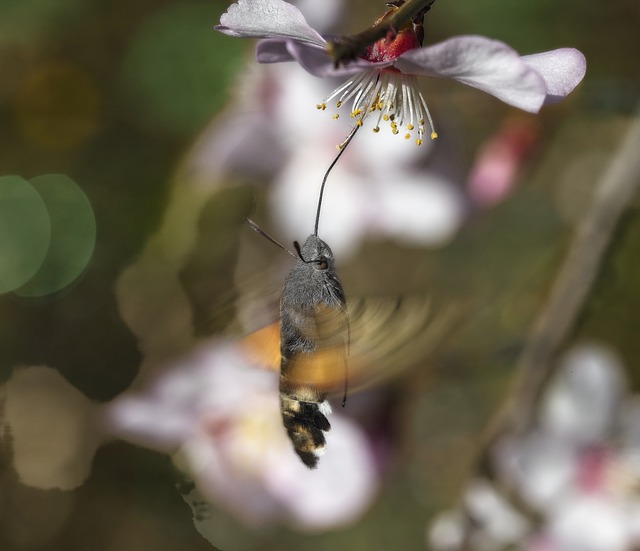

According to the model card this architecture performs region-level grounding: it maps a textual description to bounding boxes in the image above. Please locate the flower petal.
[394,35,550,113]
[257,38,391,77]
[256,38,297,63]
[522,48,586,104]
[287,40,392,77]
[216,0,326,47]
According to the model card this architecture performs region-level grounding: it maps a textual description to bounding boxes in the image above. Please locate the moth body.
[279,234,347,468]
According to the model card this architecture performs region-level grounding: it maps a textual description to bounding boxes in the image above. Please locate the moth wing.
[241,321,281,372]
[248,296,462,395]
[344,295,462,391]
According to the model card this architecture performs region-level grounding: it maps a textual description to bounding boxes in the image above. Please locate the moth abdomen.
[280,392,332,469]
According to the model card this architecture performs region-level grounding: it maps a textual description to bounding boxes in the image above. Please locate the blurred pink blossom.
[467,118,540,208]
[104,339,378,532]
[429,343,640,551]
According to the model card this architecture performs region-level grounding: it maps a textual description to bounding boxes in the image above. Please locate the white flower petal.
[256,38,296,63]
[542,343,625,442]
[522,48,587,104]
[271,415,378,530]
[394,35,549,113]
[217,0,326,47]
[375,173,464,246]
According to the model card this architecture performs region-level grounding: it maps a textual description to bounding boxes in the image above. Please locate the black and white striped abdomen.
[279,390,332,468]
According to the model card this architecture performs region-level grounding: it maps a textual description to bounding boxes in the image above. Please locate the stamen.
[416,88,438,140]
[324,74,364,104]
[319,70,439,145]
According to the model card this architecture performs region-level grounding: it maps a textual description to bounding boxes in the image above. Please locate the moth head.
[294,235,335,272]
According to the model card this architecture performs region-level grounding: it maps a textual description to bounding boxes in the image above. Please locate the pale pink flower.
[429,343,640,551]
[467,118,540,207]
[105,339,378,532]
[216,0,586,144]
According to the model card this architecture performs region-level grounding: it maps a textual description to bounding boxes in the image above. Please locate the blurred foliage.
[0,0,639,550]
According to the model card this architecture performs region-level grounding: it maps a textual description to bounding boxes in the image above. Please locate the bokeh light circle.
[0,175,51,293]
[15,174,96,297]
[14,62,101,150]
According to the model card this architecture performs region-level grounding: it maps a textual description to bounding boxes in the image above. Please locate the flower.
[104,339,379,533]
[187,61,466,256]
[216,0,586,144]
[428,343,640,551]
[467,117,540,208]
[266,67,464,256]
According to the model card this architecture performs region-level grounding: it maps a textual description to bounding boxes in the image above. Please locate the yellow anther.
[430,132,438,140]
[420,118,425,125]
[416,138,423,146]
[373,127,380,133]
[407,124,414,131]
[405,133,411,140]
[336,101,343,108]
[392,128,399,135]
[317,103,326,111]
[356,119,363,127]
[383,114,389,121]
[333,114,340,119]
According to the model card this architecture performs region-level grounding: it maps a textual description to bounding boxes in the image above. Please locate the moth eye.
[315,257,328,270]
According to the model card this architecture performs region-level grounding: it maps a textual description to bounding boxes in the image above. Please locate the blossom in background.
[188,60,465,257]
[428,343,640,551]
[104,339,378,533]
[467,117,541,208]
[216,0,586,144]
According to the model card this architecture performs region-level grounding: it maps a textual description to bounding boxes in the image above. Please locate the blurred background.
[1,0,640,549]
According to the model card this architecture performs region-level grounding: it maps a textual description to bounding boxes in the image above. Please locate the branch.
[491,110,640,442]
[455,108,640,549]
[326,0,438,66]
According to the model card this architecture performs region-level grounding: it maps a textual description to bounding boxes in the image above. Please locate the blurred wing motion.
[241,295,462,395]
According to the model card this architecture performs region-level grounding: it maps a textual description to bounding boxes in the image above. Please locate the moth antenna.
[246,218,298,260]
[314,124,361,237]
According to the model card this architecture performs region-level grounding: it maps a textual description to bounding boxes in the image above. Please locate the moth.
[243,127,459,468]
[245,129,355,468]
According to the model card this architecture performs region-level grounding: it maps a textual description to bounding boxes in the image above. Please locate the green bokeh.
[0,175,50,294]
[15,174,96,297]
[0,0,82,43]
[121,1,248,137]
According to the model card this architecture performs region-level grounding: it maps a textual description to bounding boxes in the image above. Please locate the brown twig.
[326,0,438,66]
[487,112,640,446]
[457,111,640,548]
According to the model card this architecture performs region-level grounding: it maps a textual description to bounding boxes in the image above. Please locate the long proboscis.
[313,124,361,237]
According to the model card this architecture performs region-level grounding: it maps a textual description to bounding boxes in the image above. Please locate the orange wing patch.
[241,322,281,372]
[285,346,349,394]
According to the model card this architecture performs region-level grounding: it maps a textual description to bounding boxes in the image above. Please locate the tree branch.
[326,0,438,66]
[451,109,640,550]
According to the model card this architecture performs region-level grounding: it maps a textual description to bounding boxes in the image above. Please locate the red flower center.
[363,27,421,63]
